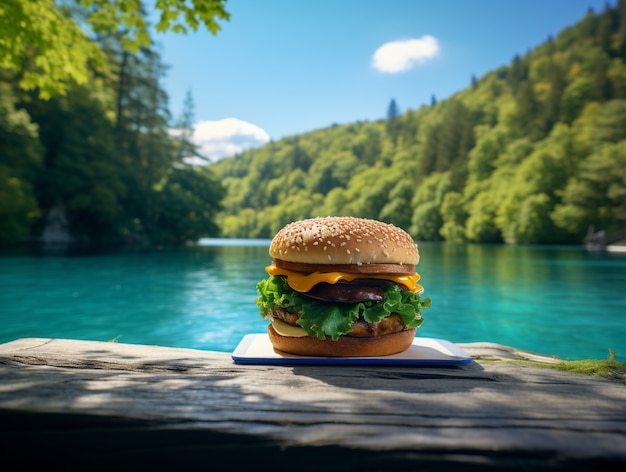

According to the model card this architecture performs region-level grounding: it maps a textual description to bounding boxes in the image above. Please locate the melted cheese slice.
[271,318,308,337]
[266,263,423,293]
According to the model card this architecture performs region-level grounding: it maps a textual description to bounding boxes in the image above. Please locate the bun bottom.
[267,324,417,357]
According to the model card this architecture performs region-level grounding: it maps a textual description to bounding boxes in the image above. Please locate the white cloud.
[372,36,440,73]
[183,118,271,164]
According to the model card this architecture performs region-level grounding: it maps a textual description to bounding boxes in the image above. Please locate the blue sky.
[155,0,614,162]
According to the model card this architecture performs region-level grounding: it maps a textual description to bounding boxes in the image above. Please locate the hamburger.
[256,216,431,357]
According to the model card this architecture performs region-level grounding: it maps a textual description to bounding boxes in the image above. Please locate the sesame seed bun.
[268,324,417,357]
[269,216,419,266]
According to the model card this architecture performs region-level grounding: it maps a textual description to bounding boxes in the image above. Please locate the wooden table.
[1,337,625,470]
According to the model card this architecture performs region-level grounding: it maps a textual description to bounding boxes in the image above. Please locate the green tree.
[433,99,475,188]
[507,54,528,91]
[107,41,179,241]
[26,87,128,243]
[420,124,440,175]
[0,0,104,99]
[411,201,442,241]
[552,141,626,237]
[286,136,312,172]
[513,80,542,139]
[467,125,505,182]
[617,0,626,59]
[561,76,594,124]
[351,126,382,166]
[386,98,401,145]
[439,191,467,242]
[308,151,361,195]
[0,0,230,246]
[464,188,502,243]
[0,0,230,98]
[409,172,451,241]
[436,99,474,173]
[153,166,224,244]
[379,180,415,231]
[0,84,43,245]
[540,59,566,133]
[591,99,626,142]
[321,187,349,217]
[342,166,399,220]
[172,89,205,164]
[496,125,577,243]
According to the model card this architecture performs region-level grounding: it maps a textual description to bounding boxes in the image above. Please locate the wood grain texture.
[1,338,624,470]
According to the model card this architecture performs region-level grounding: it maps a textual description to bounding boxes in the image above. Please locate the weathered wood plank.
[1,338,625,470]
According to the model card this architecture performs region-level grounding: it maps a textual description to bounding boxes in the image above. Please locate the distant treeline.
[0,2,226,247]
[212,1,626,245]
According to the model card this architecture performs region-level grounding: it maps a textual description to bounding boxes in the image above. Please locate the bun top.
[269,217,419,265]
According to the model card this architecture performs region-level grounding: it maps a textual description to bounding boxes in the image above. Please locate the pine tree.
[386,98,400,144]
[174,89,205,165]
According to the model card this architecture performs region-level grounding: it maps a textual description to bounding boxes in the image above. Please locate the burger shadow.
[282,345,488,394]
[289,363,486,394]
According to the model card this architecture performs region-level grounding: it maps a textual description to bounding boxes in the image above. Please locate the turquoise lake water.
[1,240,625,360]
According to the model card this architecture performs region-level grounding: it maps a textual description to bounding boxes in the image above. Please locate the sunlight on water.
[1,242,625,360]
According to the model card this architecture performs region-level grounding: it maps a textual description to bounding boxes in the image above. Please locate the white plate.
[232,334,472,365]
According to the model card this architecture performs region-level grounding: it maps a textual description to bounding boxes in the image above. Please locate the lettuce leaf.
[256,275,431,341]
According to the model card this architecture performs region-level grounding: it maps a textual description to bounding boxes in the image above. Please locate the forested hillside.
[212,2,626,245]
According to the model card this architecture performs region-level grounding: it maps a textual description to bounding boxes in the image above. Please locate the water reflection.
[417,243,625,359]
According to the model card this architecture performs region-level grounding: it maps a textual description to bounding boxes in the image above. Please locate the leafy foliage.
[256,275,429,341]
[0,1,226,246]
[0,0,104,99]
[0,0,229,98]
[0,82,42,245]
